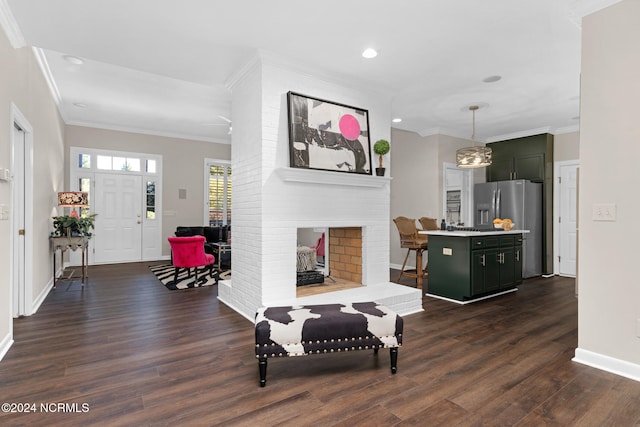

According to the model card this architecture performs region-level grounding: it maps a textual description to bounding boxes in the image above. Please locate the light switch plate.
[592,203,616,221]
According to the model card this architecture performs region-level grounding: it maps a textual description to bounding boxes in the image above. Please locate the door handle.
[516,250,520,261]
[481,254,486,267]
[491,190,497,220]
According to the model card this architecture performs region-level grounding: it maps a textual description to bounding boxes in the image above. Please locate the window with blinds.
[208,164,231,226]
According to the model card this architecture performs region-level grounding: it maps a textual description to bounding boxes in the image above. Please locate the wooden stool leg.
[390,347,398,374]
[416,249,423,289]
[398,249,411,281]
[258,358,267,387]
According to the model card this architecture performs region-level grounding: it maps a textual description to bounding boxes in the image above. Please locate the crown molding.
[32,47,64,112]
[66,120,231,145]
[224,52,261,91]
[403,123,578,143]
[417,127,444,138]
[0,0,25,48]
[553,124,580,135]
[485,127,553,143]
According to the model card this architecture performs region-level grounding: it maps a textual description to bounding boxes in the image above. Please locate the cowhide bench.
[254,302,403,387]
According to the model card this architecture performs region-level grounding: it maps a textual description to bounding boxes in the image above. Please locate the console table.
[51,235,88,288]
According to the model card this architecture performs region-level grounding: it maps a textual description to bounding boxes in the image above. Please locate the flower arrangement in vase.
[52,214,97,238]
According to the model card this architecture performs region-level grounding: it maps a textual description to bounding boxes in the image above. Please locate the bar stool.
[419,216,440,231]
[393,216,429,289]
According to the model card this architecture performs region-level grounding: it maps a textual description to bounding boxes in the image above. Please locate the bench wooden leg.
[390,348,398,374]
[258,358,267,387]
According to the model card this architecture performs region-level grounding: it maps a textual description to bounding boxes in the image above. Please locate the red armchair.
[168,236,217,285]
[312,232,325,261]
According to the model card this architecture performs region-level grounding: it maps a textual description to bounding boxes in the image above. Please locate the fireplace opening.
[296,227,363,297]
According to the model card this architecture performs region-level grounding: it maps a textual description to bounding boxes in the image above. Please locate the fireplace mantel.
[276,168,390,188]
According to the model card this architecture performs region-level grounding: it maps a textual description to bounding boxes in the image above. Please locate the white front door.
[559,163,579,277]
[94,173,143,263]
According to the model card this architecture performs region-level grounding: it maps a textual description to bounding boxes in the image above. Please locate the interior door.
[559,163,578,277]
[93,173,143,263]
[12,124,26,317]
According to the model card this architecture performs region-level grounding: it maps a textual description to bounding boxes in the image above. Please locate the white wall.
[554,131,580,161]
[222,54,392,319]
[575,0,640,380]
[0,30,65,359]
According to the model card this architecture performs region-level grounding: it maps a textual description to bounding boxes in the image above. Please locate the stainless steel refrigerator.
[474,180,542,278]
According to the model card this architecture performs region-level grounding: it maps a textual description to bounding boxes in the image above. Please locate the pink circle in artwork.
[339,114,361,141]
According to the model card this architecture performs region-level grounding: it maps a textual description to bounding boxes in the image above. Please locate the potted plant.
[52,213,98,238]
[373,139,390,176]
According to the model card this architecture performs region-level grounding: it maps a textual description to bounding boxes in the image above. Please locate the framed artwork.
[287,91,372,175]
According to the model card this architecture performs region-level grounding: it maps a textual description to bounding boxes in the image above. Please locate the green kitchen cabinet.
[486,134,551,183]
[515,241,523,284]
[485,133,553,275]
[427,232,524,302]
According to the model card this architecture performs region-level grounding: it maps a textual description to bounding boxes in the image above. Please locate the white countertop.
[419,229,529,237]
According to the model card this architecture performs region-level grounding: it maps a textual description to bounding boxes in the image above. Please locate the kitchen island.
[420,229,528,303]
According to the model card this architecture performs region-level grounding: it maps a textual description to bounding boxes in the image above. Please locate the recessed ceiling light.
[73,103,88,108]
[482,75,502,83]
[392,118,402,123]
[63,55,84,65]
[362,48,378,59]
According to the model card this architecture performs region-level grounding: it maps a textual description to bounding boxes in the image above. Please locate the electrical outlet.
[443,248,452,256]
[592,203,617,221]
[637,319,640,338]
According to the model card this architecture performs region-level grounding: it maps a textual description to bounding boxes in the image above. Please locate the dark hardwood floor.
[1,262,639,426]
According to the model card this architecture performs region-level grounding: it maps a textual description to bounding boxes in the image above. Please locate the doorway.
[93,173,143,263]
[69,147,163,265]
[443,163,473,226]
[10,104,34,317]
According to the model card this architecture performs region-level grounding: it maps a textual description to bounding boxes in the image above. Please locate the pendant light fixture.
[456,105,492,168]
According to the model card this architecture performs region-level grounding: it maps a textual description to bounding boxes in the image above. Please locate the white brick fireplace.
[217,53,423,320]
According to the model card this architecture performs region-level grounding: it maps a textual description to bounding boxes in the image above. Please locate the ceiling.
[2,0,617,144]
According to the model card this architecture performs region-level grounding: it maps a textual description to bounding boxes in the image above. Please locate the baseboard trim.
[573,347,640,383]
[217,297,254,323]
[0,331,14,361]
[425,288,517,305]
[30,280,54,316]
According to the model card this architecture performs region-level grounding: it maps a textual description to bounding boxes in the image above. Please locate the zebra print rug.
[149,264,231,290]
